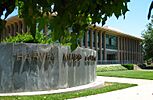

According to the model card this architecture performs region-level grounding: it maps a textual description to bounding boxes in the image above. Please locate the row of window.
[83,30,118,50]
[82,29,141,53]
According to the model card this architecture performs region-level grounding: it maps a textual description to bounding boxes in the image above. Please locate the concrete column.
[4,28,6,38]
[19,21,23,34]
[131,40,133,63]
[103,32,107,60]
[134,40,136,63]
[128,39,130,63]
[136,41,138,63]
[140,44,142,63]
[13,24,16,36]
[0,31,2,41]
[117,36,120,62]
[14,22,18,36]
[120,37,122,63]
[90,30,93,49]
[124,38,127,62]
[8,25,11,36]
[120,37,123,63]
[9,25,11,36]
[95,30,98,51]
[129,39,131,63]
[10,24,14,36]
[18,21,21,34]
[80,37,83,47]
[137,41,140,63]
[132,40,134,63]
[123,37,125,63]
[99,31,102,61]
[127,38,129,62]
[5,26,8,38]
[121,37,123,63]
[138,41,141,63]
[2,29,5,40]
[124,38,126,62]
[131,39,133,63]
[11,24,14,36]
[139,44,141,63]
[133,40,135,63]
[3,28,6,38]
[22,20,27,33]
[85,31,88,48]
[43,25,48,35]
[126,38,128,61]
[128,38,131,61]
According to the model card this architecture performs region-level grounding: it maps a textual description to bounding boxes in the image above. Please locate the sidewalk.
[71,76,153,100]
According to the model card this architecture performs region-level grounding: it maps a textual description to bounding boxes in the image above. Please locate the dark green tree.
[0,0,130,50]
[142,16,153,60]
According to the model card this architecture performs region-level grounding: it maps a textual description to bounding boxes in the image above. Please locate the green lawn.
[97,70,153,80]
[0,82,136,100]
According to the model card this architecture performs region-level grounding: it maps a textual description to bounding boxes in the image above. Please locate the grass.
[0,82,136,100]
[97,70,153,80]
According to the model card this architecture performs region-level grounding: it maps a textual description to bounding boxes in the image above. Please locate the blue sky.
[104,0,152,38]
[5,0,153,38]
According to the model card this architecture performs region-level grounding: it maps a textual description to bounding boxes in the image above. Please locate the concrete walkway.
[71,76,153,100]
[1,76,153,100]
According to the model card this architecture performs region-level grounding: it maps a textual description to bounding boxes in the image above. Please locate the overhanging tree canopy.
[0,0,130,50]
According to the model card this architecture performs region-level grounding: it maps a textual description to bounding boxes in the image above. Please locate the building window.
[106,34,117,49]
[106,34,109,45]
[98,50,101,60]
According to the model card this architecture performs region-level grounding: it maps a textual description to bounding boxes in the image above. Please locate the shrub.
[138,63,147,69]
[121,64,134,70]
[2,33,34,43]
[147,58,152,65]
[2,31,53,44]
[96,66,128,72]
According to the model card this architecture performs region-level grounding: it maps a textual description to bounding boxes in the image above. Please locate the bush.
[96,66,128,72]
[2,33,33,43]
[121,64,134,70]
[138,64,147,69]
[2,32,53,44]
[147,58,152,65]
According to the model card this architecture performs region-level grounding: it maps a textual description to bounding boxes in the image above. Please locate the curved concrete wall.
[0,43,96,93]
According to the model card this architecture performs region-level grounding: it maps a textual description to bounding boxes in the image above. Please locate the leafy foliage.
[122,64,134,70]
[142,17,153,60]
[148,1,153,20]
[2,33,33,43]
[0,0,130,50]
[2,31,53,44]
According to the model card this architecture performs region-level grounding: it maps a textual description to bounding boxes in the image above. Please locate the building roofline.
[5,16,143,41]
[91,25,142,41]
[5,15,23,25]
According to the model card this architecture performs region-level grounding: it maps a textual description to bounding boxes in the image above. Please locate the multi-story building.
[1,16,143,64]
[80,26,143,64]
